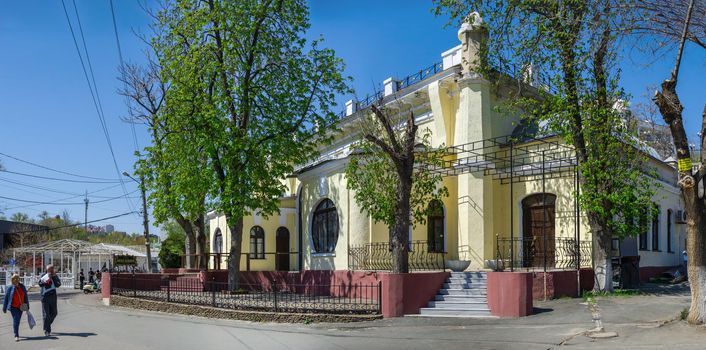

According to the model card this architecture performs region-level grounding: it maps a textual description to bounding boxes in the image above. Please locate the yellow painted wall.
[208,198,297,271]
[206,57,685,273]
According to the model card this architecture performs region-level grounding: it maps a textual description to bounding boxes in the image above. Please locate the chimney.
[457,11,488,78]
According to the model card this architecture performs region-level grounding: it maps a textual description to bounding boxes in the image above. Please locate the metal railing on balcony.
[335,60,445,118]
[348,240,446,271]
[494,235,591,271]
[397,61,444,90]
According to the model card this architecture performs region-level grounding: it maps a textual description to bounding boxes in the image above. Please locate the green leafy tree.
[346,104,448,273]
[151,0,349,289]
[433,1,656,291]
[10,212,31,223]
[119,60,209,270]
[159,221,186,269]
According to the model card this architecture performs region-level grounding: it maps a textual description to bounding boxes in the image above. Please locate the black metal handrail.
[111,274,381,315]
[348,240,446,271]
[356,90,384,110]
[337,61,445,117]
[495,235,591,271]
[397,62,444,90]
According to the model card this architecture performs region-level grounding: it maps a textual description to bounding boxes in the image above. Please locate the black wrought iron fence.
[494,235,591,271]
[110,274,381,315]
[398,62,444,90]
[348,240,446,271]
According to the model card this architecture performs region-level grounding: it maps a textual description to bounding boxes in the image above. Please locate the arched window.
[427,200,445,252]
[249,226,265,259]
[213,228,223,254]
[312,199,339,253]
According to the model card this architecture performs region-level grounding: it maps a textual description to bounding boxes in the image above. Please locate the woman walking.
[2,274,30,342]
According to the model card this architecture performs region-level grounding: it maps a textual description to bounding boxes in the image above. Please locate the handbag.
[20,303,28,311]
[26,311,36,329]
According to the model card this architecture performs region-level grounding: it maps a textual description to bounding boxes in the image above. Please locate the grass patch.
[680,308,689,321]
[648,276,672,284]
[582,289,643,301]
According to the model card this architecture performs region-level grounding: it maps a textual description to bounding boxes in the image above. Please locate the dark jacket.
[38,273,61,297]
[3,283,29,313]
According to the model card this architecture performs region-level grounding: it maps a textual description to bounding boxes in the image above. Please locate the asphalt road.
[0,287,703,350]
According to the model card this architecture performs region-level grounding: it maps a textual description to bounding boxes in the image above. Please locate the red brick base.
[531,269,594,300]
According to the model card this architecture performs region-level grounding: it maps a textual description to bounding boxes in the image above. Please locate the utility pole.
[123,171,153,272]
[84,190,89,232]
[139,174,153,273]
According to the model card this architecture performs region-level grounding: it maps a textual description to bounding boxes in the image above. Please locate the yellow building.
[207,14,686,280]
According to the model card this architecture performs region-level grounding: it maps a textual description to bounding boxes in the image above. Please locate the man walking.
[38,264,61,336]
[79,269,85,289]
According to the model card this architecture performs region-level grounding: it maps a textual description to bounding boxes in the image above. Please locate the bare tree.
[652,0,706,324]
[118,60,209,270]
[622,0,706,53]
[346,101,448,273]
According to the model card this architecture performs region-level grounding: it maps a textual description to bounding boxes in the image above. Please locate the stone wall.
[110,295,381,323]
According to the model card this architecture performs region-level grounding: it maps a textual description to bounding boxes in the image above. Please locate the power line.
[60,0,138,215]
[0,178,125,197]
[0,190,140,206]
[0,211,138,234]
[0,170,121,184]
[0,151,120,181]
[0,181,130,211]
[109,0,139,153]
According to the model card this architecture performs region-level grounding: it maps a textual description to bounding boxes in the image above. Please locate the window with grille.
[312,199,339,253]
[249,226,265,259]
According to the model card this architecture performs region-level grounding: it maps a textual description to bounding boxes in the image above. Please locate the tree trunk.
[227,215,244,291]
[655,76,706,323]
[588,213,613,292]
[176,218,197,269]
[195,215,208,270]
[391,168,412,274]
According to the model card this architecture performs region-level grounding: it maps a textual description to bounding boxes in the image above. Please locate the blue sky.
[0,1,704,237]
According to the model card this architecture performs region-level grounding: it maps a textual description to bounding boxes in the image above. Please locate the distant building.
[105,224,115,233]
[85,225,105,234]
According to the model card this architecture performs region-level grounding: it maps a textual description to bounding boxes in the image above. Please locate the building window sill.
[248,256,266,260]
[639,248,649,251]
[668,250,674,254]
[311,252,336,258]
[652,250,661,252]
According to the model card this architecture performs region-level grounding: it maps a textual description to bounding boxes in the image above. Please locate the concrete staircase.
[418,271,493,317]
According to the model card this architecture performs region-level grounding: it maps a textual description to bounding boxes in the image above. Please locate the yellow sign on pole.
[678,158,693,172]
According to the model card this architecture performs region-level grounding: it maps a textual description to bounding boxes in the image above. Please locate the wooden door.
[276,227,290,271]
[522,194,556,268]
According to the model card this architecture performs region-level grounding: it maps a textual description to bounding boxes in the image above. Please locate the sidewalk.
[67,282,704,349]
[311,282,701,349]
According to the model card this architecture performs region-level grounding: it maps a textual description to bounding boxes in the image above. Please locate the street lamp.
[123,171,154,273]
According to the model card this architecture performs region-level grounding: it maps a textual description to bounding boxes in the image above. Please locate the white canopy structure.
[9,239,148,286]
[10,239,91,275]
[77,243,146,257]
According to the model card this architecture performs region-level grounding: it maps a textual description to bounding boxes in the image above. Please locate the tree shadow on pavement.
[53,332,97,337]
[532,307,553,315]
